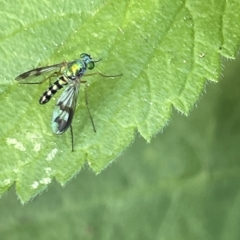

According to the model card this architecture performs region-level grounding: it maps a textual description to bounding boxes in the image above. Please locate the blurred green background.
[1,54,240,240]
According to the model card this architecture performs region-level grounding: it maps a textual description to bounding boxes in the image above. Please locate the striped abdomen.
[39,76,68,104]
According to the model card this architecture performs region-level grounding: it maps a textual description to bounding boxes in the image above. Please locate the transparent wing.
[52,81,80,134]
[15,61,68,83]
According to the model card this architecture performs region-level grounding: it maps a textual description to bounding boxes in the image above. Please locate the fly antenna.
[93,58,102,63]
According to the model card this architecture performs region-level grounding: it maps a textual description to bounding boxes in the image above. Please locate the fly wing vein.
[52,82,80,134]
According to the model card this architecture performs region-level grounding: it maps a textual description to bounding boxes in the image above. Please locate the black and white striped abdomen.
[39,76,68,104]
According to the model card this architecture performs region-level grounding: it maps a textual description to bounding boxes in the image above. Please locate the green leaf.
[1,56,240,239]
[0,0,240,202]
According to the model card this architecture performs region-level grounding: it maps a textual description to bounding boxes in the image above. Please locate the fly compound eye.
[80,53,87,58]
[80,53,91,59]
[87,61,95,70]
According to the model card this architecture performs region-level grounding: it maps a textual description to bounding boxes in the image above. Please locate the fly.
[15,53,122,151]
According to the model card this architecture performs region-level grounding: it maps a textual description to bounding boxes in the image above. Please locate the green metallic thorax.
[65,60,86,79]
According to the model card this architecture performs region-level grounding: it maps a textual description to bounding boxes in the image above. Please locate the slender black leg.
[83,72,123,78]
[85,85,96,133]
[70,125,74,152]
